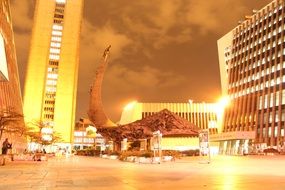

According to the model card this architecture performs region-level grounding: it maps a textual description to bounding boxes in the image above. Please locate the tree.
[25,120,63,146]
[0,108,25,141]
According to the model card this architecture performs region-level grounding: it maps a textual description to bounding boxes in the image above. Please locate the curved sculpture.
[88,46,117,127]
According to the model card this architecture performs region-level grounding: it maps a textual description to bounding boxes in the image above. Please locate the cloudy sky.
[10,0,272,122]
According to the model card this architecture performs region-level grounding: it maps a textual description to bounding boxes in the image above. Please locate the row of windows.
[229,64,285,90]
[234,21,285,46]
[51,42,61,48]
[230,41,285,71]
[50,47,60,54]
[232,36,285,63]
[46,87,57,93]
[44,100,55,105]
[45,93,56,99]
[259,90,285,109]
[230,79,285,99]
[44,114,54,120]
[74,137,95,143]
[56,0,66,4]
[52,30,62,36]
[55,2,65,8]
[52,24,63,31]
[258,127,284,138]
[55,8,64,14]
[53,19,63,24]
[238,56,284,74]
[44,107,54,112]
[47,73,58,79]
[47,67,58,73]
[54,14,64,19]
[234,4,284,38]
[49,54,60,60]
[49,60,59,66]
[46,79,57,86]
[51,36,62,42]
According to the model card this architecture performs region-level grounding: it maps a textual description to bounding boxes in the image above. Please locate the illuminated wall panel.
[0,33,9,81]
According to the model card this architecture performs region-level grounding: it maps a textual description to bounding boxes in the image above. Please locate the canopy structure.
[97,109,199,142]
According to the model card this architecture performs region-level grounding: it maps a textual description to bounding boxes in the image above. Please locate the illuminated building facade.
[120,101,221,134]
[119,101,221,152]
[23,0,83,147]
[0,0,25,152]
[217,0,285,154]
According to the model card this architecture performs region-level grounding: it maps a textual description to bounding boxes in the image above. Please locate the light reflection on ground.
[1,155,285,189]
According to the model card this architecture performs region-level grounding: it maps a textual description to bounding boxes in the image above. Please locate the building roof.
[97,109,199,142]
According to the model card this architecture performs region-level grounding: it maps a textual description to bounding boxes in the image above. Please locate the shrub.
[119,150,153,161]
[162,150,182,159]
[75,149,101,156]
[110,151,120,156]
[263,148,279,154]
[181,149,200,156]
[140,151,153,158]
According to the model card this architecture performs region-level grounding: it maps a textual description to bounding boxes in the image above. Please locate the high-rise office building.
[0,0,25,152]
[23,0,84,147]
[217,0,285,154]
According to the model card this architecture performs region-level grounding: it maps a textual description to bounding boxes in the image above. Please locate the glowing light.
[86,125,97,137]
[218,96,230,108]
[41,127,53,134]
[0,33,9,81]
[208,120,217,129]
[41,127,53,141]
[215,96,230,115]
[123,101,137,111]
[42,134,53,141]
[56,0,66,3]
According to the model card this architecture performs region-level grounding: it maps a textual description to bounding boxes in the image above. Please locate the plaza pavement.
[0,155,285,190]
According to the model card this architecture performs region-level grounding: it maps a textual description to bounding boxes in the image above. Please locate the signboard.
[0,33,9,81]
[121,138,128,151]
[152,130,162,150]
[209,131,255,141]
[199,130,209,156]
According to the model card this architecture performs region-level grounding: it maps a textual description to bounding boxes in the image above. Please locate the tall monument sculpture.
[88,46,117,127]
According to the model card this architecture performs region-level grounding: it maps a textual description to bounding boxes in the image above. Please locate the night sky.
[10,0,272,122]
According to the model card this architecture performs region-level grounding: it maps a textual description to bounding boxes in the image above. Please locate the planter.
[162,156,174,162]
[126,156,136,162]
[109,155,118,160]
[138,157,152,164]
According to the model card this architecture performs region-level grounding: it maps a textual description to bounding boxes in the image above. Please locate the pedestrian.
[2,138,11,155]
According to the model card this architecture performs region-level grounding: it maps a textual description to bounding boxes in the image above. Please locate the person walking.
[2,138,10,155]
[1,138,11,166]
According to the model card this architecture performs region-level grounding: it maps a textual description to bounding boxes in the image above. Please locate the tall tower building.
[23,0,84,146]
[217,0,285,154]
[0,0,26,152]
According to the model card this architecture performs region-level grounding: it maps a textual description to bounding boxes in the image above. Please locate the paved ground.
[0,155,285,190]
